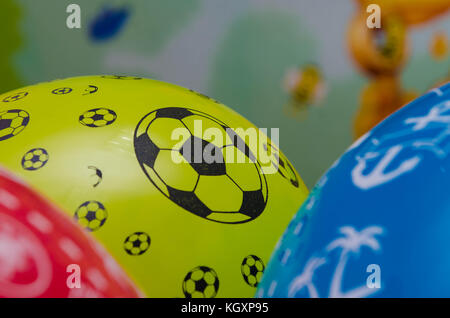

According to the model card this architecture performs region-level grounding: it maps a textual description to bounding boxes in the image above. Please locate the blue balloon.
[258,83,450,298]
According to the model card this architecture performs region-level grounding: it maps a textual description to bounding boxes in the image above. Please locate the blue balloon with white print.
[257,82,450,298]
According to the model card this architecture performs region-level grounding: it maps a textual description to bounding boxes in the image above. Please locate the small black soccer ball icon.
[101,75,143,80]
[21,148,49,171]
[79,108,117,128]
[241,255,265,288]
[187,89,220,104]
[51,87,72,95]
[0,109,30,141]
[182,266,219,298]
[74,201,108,232]
[2,91,28,102]
[264,141,299,188]
[123,232,151,256]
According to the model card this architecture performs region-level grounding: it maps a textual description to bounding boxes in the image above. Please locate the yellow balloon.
[0,75,308,297]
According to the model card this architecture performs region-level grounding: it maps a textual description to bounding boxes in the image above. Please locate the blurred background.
[1,0,449,187]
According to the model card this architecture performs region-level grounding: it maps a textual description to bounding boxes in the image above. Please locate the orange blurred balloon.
[353,76,417,138]
[349,0,448,139]
[348,13,408,76]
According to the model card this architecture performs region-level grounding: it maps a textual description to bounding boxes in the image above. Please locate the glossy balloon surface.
[0,167,140,298]
[0,76,308,297]
[258,83,450,298]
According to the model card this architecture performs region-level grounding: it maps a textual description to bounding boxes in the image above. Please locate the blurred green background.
[1,0,449,187]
